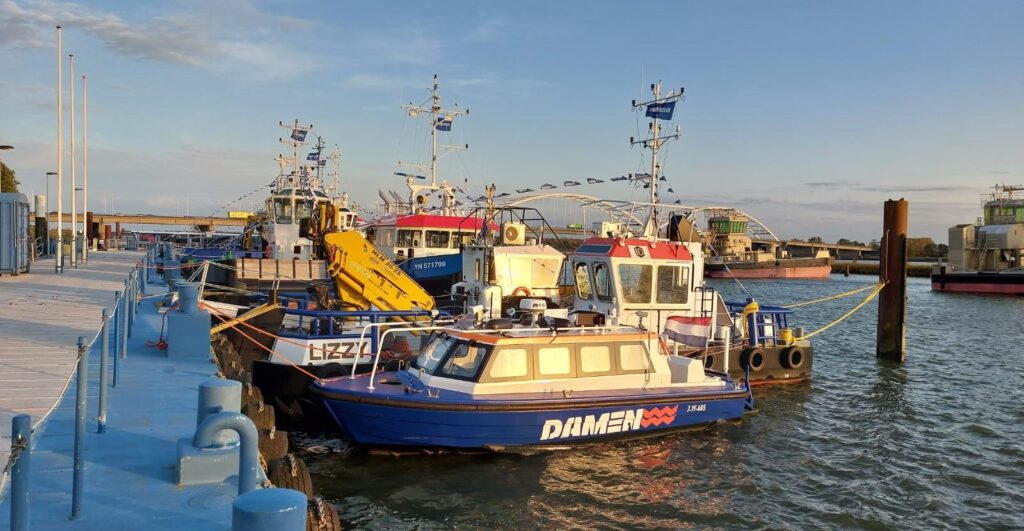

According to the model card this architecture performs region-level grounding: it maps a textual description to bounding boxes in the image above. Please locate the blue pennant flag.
[516,188,533,193]
[587,177,604,184]
[540,183,556,190]
[291,128,308,141]
[496,192,510,198]
[645,101,676,120]
[307,152,318,161]
[435,116,453,131]
[611,176,628,182]
[563,180,580,187]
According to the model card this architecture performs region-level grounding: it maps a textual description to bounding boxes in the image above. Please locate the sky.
[0,0,1021,242]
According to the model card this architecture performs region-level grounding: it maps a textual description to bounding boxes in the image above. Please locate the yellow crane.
[322,231,435,314]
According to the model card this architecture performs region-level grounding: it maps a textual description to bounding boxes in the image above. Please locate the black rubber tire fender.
[242,402,276,431]
[780,346,805,369]
[258,427,289,460]
[242,383,264,408]
[268,454,314,500]
[307,497,342,531]
[740,347,766,372]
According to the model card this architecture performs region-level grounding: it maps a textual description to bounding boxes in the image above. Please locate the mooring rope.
[794,281,887,340]
[784,282,884,309]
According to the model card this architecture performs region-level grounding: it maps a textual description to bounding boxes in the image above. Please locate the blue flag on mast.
[291,128,309,141]
[645,101,676,120]
[306,152,318,161]
[435,116,452,131]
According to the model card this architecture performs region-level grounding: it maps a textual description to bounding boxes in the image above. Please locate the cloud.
[856,185,973,193]
[0,0,318,79]
[466,17,507,42]
[803,180,860,188]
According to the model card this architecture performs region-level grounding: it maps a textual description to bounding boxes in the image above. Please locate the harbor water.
[296,275,1024,529]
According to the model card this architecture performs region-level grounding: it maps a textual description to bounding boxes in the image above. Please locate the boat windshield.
[414,333,456,373]
[273,198,293,224]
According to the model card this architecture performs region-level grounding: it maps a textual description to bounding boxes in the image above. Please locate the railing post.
[113,291,121,387]
[127,273,136,337]
[70,336,88,520]
[10,413,31,531]
[98,308,110,433]
[120,282,129,360]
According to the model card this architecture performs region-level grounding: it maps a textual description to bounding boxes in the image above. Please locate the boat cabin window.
[273,198,293,224]
[579,345,613,375]
[415,333,456,373]
[656,265,690,304]
[487,347,531,381]
[537,346,575,379]
[593,262,613,302]
[574,262,593,300]
[617,264,653,304]
[397,229,421,248]
[453,232,475,248]
[296,200,314,221]
[426,230,450,249]
[618,343,651,373]
[438,342,489,380]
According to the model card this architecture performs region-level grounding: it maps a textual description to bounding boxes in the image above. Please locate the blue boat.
[311,323,753,449]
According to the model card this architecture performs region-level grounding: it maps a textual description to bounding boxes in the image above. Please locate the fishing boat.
[932,184,1024,295]
[310,322,753,449]
[365,75,492,294]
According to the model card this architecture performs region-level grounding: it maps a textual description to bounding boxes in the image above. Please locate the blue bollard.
[10,414,31,531]
[192,412,260,495]
[196,379,242,447]
[232,488,307,531]
[98,308,110,433]
[70,336,88,520]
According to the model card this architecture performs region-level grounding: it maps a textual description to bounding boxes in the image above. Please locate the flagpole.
[82,74,88,262]
[69,53,77,268]
[55,25,63,273]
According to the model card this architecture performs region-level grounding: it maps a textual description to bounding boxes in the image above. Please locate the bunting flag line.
[563,180,581,187]
[587,177,604,184]
[540,183,556,190]
[516,188,534,193]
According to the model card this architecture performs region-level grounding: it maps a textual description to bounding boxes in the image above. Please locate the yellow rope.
[784,282,882,308]
[795,282,887,340]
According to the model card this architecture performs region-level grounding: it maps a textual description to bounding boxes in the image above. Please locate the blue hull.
[313,375,750,449]
[399,254,462,282]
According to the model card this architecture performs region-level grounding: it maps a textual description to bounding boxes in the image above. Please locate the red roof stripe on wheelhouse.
[386,214,498,231]
[574,237,693,260]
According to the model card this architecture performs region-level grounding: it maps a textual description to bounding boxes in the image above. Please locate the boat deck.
[0,254,244,529]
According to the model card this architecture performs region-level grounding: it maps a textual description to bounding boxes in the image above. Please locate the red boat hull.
[706,265,832,280]
[930,272,1024,295]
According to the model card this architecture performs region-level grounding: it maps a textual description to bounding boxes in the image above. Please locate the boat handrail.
[367,325,459,389]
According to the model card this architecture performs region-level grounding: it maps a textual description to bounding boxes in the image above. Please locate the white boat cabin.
[366,214,495,262]
[265,185,356,260]
[569,236,732,337]
[405,326,729,396]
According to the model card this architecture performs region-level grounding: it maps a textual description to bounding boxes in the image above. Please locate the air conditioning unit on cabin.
[501,222,526,245]
[594,221,621,237]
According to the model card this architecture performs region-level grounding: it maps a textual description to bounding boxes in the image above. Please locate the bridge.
[32,212,248,229]
[753,239,879,260]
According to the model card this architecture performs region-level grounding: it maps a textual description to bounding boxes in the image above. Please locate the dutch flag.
[663,316,711,347]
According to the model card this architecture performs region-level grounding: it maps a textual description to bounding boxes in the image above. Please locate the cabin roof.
[374,214,498,230]
[446,327,654,345]
[571,237,693,261]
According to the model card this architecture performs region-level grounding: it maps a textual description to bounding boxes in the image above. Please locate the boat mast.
[631,81,684,239]
[398,75,469,216]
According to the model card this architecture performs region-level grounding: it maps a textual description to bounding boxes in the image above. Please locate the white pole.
[69,53,77,268]
[55,26,63,273]
[82,74,88,261]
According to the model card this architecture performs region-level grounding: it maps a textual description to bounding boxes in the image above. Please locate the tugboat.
[568,81,814,385]
[310,321,753,449]
[932,184,1024,295]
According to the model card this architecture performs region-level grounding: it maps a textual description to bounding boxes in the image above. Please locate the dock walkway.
[0,255,243,529]
[0,253,140,467]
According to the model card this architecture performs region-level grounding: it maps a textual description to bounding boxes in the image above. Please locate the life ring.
[780,347,804,369]
[511,286,531,298]
[740,347,766,372]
